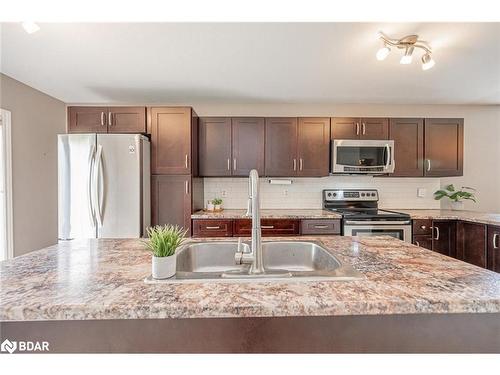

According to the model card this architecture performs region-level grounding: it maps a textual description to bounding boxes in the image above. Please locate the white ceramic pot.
[152,254,176,279]
[206,201,215,211]
[450,201,464,211]
[215,204,222,211]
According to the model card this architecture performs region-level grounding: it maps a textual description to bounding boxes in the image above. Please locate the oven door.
[343,222,411,242]
[332,139,394,174]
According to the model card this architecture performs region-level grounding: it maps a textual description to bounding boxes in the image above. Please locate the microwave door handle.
[384,144,391,169]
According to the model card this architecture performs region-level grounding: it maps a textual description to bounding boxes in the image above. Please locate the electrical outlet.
[417,188,426,198]
[221,190,227,197]
[283,189,289,196]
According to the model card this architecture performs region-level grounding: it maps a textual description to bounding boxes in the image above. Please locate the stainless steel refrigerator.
[58,134,150,240]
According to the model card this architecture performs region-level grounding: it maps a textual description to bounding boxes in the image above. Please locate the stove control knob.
[332,192,337,197]
[372,193,376,197]
[361,193,365,197]
[327,193,332,197]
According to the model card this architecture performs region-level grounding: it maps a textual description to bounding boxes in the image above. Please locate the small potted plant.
[434,184,477,210]
[144,225,187,279]
[212,197,223,211]
[206,199,215,211]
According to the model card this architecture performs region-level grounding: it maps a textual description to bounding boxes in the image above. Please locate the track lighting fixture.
[376,32,435,70]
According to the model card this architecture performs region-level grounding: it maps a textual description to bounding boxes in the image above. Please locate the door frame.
[0,109,14,260]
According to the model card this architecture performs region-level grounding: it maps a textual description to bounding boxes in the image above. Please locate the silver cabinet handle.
[233,158,237,171]
[299,158,303,171]
[313,225,329,229]
[493,233,499,249]
[227,158,230,171]
[100,112,105,126]
[293,159,297,171]
[205,226,220,230]
[415,241,420,247]
[185,154,189,169]
[262,225,275,229]
[108,112,112,127]
[356,122,360,135]
[362,122,366,135]
[433,226,440,241]
[185,180,189,195]
[427,159,431,171]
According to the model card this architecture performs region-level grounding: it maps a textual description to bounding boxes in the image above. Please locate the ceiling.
[1,22,499,105]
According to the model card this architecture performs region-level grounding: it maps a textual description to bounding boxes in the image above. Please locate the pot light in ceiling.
[22,22,40,34]
[376,32,435,70]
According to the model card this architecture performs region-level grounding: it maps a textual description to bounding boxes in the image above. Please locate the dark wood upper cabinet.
[389,118,424,177]
[361,118,389,140]
[331,117,359,140]
[457,221,487,268]
[150,107,193,175]
[151,175,192,235]
[331,117,388,140]
[424,118,464,177]
[297,117,330,177]
[432,220,456,258]
[487,225,500,273]
[108,107,146,133]
[265,118,298,177]
[68,106,108,133]
[199,117,232,176]
[232,117,265,176]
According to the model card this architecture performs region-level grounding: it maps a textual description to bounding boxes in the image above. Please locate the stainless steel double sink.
[148,241,363,283]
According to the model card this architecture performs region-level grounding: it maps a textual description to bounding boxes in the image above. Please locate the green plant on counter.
[143,225,187,257]
[212,197,223,205]
[434,184,477,203]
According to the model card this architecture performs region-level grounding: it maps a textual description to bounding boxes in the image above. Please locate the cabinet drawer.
[301,219,341,235]
[192,219,233,238]
[413,235,433,250]
[233,219,300,237]
[413,219,432,235]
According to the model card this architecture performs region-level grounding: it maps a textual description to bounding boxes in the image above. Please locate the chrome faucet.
[235,169,265,274]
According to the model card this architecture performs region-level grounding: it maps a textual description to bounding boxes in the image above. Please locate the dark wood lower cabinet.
[233,219,300,237]
[413,235,433,250]
[300,219,341,235]
[457,222,487,268]
[192,219,233,237]
[487,225,500,272]
[432,221,457,258]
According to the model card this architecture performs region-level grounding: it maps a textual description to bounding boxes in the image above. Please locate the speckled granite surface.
[191,209,342,219]
[1,236,499,321]
[399,209,500,226]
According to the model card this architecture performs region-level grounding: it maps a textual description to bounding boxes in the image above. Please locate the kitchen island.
[1,236,499,353]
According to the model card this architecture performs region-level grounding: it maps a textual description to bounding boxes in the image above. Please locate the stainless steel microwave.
[331,139,395,174]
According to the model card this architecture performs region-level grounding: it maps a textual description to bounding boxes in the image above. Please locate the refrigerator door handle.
[94,145,104,227]
[88,144,96,224]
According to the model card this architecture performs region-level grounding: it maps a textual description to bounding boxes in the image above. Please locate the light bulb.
[22,22,40,34]
[421,53,435,70]
[376,46,390,61]
[400,46,414,64]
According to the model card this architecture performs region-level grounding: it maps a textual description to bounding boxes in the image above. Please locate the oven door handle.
[344,220,411,225]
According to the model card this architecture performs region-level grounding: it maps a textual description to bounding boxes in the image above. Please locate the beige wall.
[189,103,500,212]
[0,74,66,256]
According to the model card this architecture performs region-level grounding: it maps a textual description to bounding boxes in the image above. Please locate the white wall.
[192,103,500,212]
[0,74,66,256]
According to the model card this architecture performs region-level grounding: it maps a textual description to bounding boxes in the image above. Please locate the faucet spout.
[248,169,265,274]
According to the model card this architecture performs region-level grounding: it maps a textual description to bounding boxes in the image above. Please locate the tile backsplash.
[204,176,441,210]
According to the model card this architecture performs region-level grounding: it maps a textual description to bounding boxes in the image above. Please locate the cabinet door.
[151,175,191,235]
[68,106,108,133]
[413,235,433,250]
[192,219,233,238]
[360,118,389,140]
[432,220,456,257]
[198,117,232,176]
[264,118,298,177]
[108,107,146,133]
[297,118,330,177]
[233,219,300,237]
[389,118,424,177]
[150,107,192,174]
[331,117,360,140]
[232,117,265,176]
[424,118,464,177]
[487,225,500,272]
[457,221,487,268]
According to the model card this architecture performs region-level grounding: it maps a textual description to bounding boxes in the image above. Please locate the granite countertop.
[191,209,342,219]
[1,236,499,321]
[399,209,500,226]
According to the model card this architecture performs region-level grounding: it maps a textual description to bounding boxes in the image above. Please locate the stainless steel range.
[323,189,412,242]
